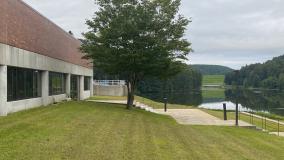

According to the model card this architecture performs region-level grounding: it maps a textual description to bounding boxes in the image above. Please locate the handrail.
[94,80,126,86]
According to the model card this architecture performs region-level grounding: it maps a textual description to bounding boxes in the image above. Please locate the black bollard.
[164,98,168,112]
[223,103,227,120]
[236,102,239,126]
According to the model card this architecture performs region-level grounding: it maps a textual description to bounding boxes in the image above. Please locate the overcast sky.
[23,0,284,69]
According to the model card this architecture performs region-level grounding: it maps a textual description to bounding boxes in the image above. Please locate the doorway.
[70,75,79,100]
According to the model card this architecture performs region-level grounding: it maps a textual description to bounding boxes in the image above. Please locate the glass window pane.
[84,76,91,91]
[7,67,41,101]
[49,72,66,96]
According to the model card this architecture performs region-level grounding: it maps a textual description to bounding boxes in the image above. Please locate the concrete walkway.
[155,109,254,127]
[88,100,127,105]
[88,100,254,127]
[269,132,284,137]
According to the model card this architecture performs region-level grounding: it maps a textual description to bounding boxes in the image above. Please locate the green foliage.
[192,65,233,75]
[261,77,279,89]
[81,0,192,107]
[279,73,284,90]
[225,55,284,90]
[136,65,202,106]
[137,65,202,94]
[93,67,118,80]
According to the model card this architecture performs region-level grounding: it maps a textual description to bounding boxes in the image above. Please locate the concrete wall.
[5,94,68,114]
[94,85,128,97]
[0,43,92,76]
[6,97,43,114]
[0,43,93,116]
[82,91,91,100]
[0,65,8,116]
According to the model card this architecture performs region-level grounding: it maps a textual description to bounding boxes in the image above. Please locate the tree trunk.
[126,81,135,109]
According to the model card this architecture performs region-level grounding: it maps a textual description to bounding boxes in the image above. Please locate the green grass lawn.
[203,110,284,132]
[203,75,225,85]
[90,96,194,109]
[0,101,284,160]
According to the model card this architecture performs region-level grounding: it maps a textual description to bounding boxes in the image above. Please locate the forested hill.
[192,65,233,75]
[225,55,284,90]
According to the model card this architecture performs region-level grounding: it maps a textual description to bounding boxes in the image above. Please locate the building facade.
[0,0,93,116]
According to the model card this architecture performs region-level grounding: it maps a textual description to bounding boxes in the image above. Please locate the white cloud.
[23,0,98,38]
[23,0,284,69]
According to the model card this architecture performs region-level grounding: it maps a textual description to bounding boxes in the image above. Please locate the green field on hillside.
[203,75,225,85]
[0,101,284,160]
[202,89,225,99]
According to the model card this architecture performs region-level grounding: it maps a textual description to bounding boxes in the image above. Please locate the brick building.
[0,0,93,116]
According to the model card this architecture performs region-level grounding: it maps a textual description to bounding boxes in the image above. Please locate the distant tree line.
[225,55,284,90]
[191,65,233,75]
[137,65,202,95]
[93,64,202,95]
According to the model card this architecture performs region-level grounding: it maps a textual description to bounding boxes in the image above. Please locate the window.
[49,72,66,95]
[7,67,41,101]
[84,76,91,91]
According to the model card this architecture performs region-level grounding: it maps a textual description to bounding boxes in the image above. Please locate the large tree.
[81,0,192,109]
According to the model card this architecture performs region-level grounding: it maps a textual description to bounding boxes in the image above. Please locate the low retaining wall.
[93,85,127,96]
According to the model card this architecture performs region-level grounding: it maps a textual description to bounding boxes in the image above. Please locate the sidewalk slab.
[269,132,284,137]
[87,100,127,105]
[155,109,254,127]
[88,100,255,127]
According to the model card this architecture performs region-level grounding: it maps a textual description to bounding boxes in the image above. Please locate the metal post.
[223,103,227,120]
[252,112,254,125]
[278,120,280,136]
[239,106,241,120]
[164,97,167,112]
[262,116,264,129]
[265,116,267,131]
[250,111,252,124]
[236,102,239,126]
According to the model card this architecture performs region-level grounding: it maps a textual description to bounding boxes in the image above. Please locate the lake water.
[139,88,284,116]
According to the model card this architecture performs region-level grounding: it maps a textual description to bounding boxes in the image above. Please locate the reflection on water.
[199,101,246,111]
[139,88,284,116]
[139,90,203,107]
[224,89,284,116]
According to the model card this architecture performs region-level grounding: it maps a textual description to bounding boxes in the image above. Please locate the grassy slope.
[90,96,194,108]
[203,75,225,85]
[0,101,284,160]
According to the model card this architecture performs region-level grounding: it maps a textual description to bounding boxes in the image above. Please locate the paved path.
[269,132,284,137]
[88,100,254,127]
[88,100,127,105]
[155,109,254,127]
